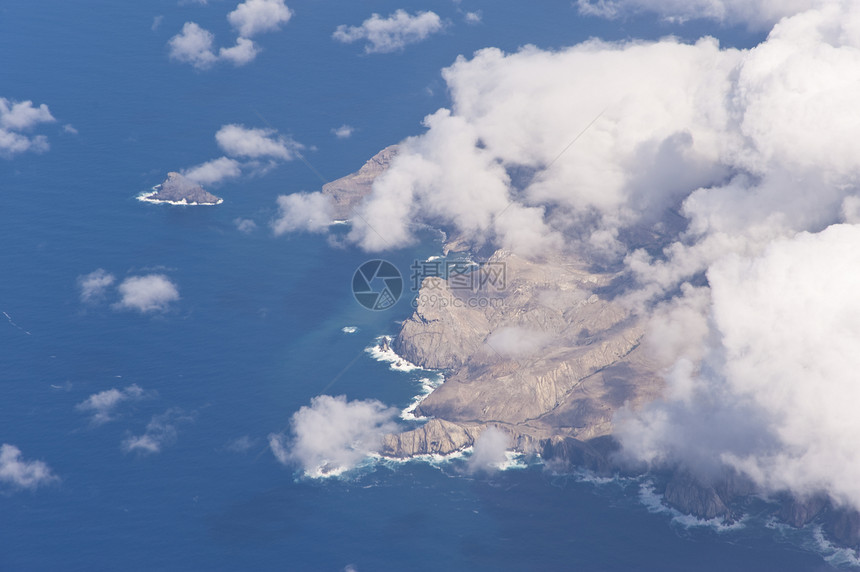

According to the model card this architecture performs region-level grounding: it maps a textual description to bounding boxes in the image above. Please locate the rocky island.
[138,172,223,205]
[326,147,860,550]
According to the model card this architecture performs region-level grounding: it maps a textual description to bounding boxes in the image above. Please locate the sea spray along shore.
[364,336,442,420]
[285,336,525,479]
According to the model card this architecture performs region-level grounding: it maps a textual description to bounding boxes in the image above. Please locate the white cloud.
[219,37,261,66]
[176,125,301,190]
[234,217,258,233]
[484,326,554,358]
[115,274,180,313]
[576,0,823,28]
[0,98,56,157]
[76,384,146,425]
[271,394,399,476]
[0,444,57,490]
[332,124,354,139]
[0,130,49,156]
[182,156,242,185]
[467,427,510,473]
[0,98,55,131]
[618,225,860,507]
[272,192,334,234]
[333,10,445,54]
[78,269,116,303]
[228,0,293,38]
[268,432,290,464]
[168,22,219,69]
[464,11,482,24]
[169,0,291,69]
[215,124,300,159]
[122,408,194,454]
[338,3,860,264]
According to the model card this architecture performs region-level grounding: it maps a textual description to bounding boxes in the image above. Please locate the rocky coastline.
[329,147,860,551]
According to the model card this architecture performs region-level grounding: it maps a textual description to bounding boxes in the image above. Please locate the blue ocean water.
[0,1,847,570]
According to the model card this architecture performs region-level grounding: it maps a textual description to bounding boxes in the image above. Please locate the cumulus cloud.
[169,0,292,69]
[182,156,242,185]
[333,10,444,53]
[228,0,292,38]
[76,385,146,425]
[218,37,260,66]
[576,0,822,29]
[0,98,56,157]
[467,427,510,473]
[168,22,219,69]
[78,269,116,303]
[0,444,57,490]
[215,124,300,159]
[270,395,399,476]
[176,125,301,189]
[0,98,55,131]
[332,2,860,268]
[618,225,860,506]
[463,11,482,24]
[122,408,194,454]
[115,274,180,313]
[272,192,334,234]
[332,124,354,139]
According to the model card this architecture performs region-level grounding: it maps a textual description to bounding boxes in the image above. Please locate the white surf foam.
[400,374,444,421]
[497,451,528,471]
[373,448,471,468]
[571,469,632,486]
[365,336,421,372]
[810,524,860,568]
[136,189,223,206]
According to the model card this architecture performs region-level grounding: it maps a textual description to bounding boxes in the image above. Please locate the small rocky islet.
[139,172,223,205]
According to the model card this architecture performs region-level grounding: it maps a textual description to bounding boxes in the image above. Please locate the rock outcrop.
[825,509,860,549]
[540,436,620,476]
[778,494,829,528]
[663,472,730,520]
[322,145,398,219]
[381,419,481,457]
[142,172,222,205]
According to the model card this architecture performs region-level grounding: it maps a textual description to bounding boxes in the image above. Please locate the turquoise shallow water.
[0,1,847,570]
